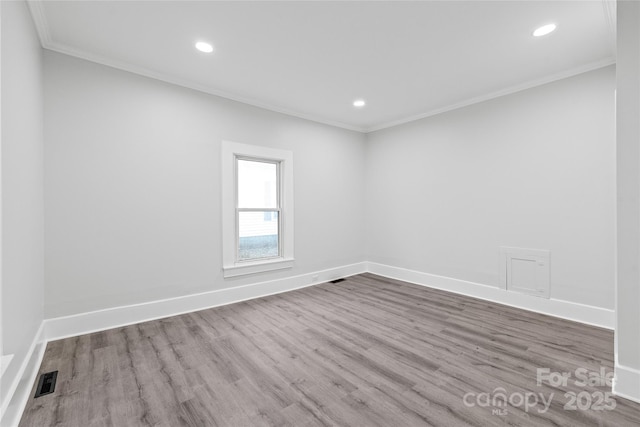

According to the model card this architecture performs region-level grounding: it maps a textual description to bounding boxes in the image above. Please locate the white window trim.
[221,141,294,278]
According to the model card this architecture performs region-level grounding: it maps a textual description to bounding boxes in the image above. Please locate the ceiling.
[28,1,616,132]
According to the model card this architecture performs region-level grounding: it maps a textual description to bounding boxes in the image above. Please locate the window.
[237,158,279,261]
[221,141,294,277]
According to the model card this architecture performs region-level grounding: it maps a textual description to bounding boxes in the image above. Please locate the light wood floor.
[19,273,640,426]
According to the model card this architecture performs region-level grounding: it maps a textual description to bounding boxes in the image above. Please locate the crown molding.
[365,57,616,133]
[27,0,52,46]
[26,0,616,136]
[601,0,617,49]
[46,40,367,133]
[25,2,366,133]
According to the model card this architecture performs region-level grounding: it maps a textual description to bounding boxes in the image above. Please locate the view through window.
[237,158,280,261]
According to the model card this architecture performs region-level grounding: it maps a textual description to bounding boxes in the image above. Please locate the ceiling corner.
[27,0,52,48]
[601,0,617,48]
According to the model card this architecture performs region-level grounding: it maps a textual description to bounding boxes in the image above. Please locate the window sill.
[223,258,294,278]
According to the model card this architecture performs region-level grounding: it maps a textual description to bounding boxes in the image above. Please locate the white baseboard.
[44,262,367,342]
[3,260,618,426]
[2,262,366,426]
[613,364,640,404]
[0,324,46,427]
[366,262,615,330]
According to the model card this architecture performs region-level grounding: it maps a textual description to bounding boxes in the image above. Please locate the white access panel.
[500,247,550,299]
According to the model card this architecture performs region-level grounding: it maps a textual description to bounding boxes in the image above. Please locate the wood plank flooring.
[19,273,640,426]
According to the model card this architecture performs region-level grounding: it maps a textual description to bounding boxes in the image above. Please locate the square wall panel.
[500,247,550,298]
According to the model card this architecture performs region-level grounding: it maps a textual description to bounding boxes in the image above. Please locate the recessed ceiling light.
[533,23,557,37]
[353,99,366,108]
[195,41,214,53]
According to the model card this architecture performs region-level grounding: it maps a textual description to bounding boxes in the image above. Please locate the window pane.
[238,159,277,208]
[238,211,279,260]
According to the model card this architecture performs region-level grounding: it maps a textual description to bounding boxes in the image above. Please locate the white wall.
[44,55,615,317]
[44,51,366,318]
[615,0,640,403]
[0,0,44,416]
[366,66,615,310]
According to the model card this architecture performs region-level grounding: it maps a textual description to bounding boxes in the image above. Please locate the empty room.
[2,0,640,426]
